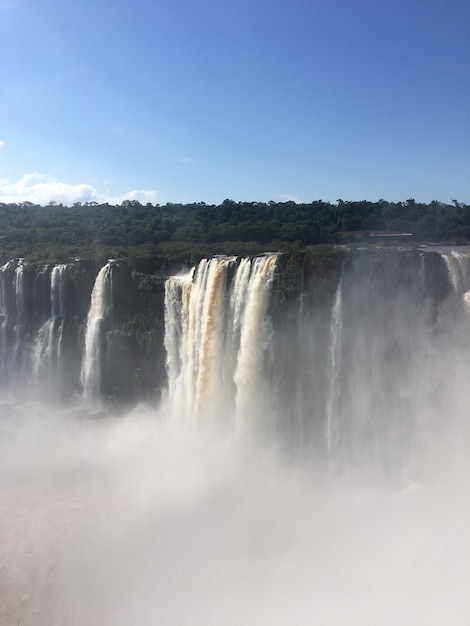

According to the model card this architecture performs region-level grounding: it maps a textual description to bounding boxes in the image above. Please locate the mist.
[1,394,470,625]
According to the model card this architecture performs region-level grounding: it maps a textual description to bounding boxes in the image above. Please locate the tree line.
[0,198,468,269]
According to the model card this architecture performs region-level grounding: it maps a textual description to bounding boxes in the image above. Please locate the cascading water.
[440,250,470,308]
[13,259,26,368]
[192,257,233,415]
[164,255,277,422]
[233,255,277,422]
[0,259,27,390]
[0,260,14,381]
[32,264,69,394]
[325,274,343,453]
[164,256,239,418]
[0,249,468,443]
[80,261,114,405]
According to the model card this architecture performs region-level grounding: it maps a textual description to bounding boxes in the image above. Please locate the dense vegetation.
[1,198,468,270]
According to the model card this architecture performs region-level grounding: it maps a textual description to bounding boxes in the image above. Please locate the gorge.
[1,246,470,624]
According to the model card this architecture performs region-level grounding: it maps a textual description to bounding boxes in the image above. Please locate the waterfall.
[164,268,194,414]
[193,258,234,414]
[164,255,277,421]
[0,260,14,382]
[441,251,470,307]
[325,274,343,453]
[80,262,114,405]
[0,247,468,444]
[32,264,69,393]
[164,257,236,418]
[0,259,27,387]
[0,259,35,390]
[233,255,277,422]
[13,260,26,367]
[230,256,252,344]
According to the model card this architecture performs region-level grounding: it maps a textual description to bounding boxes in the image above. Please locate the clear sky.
[0,0,469,205]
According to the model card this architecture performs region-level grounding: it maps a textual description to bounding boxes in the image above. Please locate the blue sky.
[0,0,469,205]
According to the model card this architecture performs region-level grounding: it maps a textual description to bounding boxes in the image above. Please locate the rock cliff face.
[0,249,463,422]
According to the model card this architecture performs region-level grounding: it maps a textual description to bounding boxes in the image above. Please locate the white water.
[325,274,343,452]
[441,251,470,309]
[32,264,68,392]
[13,260,25,367]
[164,255,277,422]
[80,262,113,404]
[164,259,231,418]
[164,268,195,414]
[0,260,13,378]
[441,251,470,292]
[233,255,277,422]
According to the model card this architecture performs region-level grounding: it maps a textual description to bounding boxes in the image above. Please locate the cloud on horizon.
[0,173,158,205]
[279,194,301,203]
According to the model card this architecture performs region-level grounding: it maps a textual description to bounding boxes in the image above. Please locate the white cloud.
[279,194,301,203]
[105,189,159,205]
[0,141,5,149]
[180,156,198,164]
[0,172,158,205]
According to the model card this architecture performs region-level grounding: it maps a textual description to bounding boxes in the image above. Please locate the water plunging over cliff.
[0,248,468,427]
[164,255,277,422]
[13,260,26,368]
[0,260,14,382]
[80,262,114,405]
[325,273,343,453]
[440,250,470,310]
[32,264,69,394]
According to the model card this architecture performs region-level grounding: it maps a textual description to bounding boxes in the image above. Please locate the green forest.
[1,198,469,270]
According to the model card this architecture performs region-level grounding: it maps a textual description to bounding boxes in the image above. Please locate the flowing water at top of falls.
[80,262,114,405]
